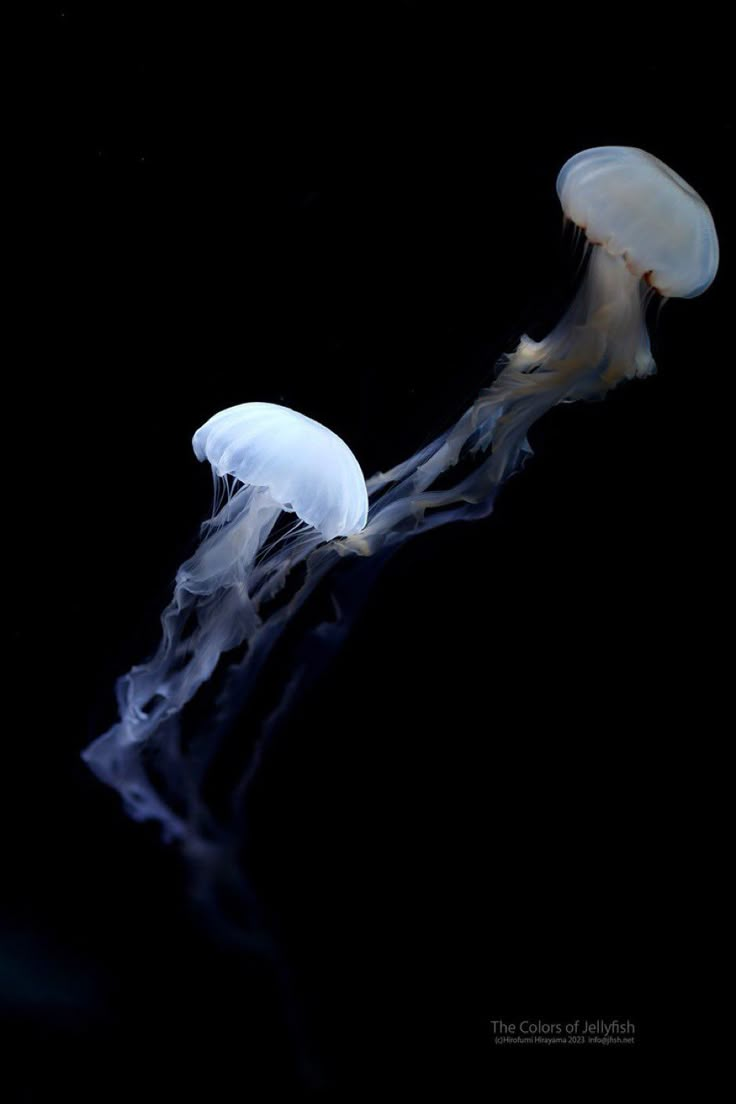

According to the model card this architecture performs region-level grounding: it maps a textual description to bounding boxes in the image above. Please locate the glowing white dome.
[557,146,719,298]
[193,402,368,539]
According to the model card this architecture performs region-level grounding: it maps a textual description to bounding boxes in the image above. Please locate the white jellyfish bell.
[194,402,368,540]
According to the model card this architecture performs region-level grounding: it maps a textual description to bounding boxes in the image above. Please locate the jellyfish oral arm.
[177,485,283,595]
[362,250,652,543]
[506,245,655,402]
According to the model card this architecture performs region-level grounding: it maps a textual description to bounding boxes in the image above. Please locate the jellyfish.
[85,146,718,879]
[83,402,369,837]
[360,146,719,536]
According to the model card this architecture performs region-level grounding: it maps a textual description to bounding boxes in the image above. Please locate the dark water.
[8,6,730,1096]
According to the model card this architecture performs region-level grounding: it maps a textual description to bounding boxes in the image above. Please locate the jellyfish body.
[84,147,718,862]
[498,146,719,415]
[376,145,719,519]
[83,403,368,831]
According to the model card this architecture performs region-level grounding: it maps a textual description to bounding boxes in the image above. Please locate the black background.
[7,4,730,1097]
